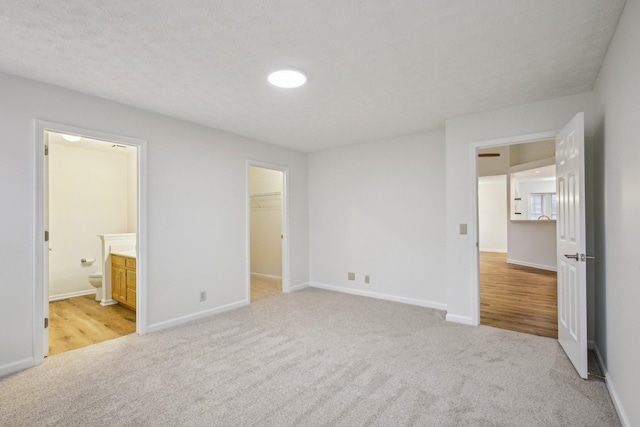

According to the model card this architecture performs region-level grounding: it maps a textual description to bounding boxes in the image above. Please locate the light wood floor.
[480,252,558,339]
[49,294,136,356]
[49,278,282,356]
[251,276,282,302]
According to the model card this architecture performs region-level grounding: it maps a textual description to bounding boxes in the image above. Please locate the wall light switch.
[459,224,468,235]
[348,272,355,281]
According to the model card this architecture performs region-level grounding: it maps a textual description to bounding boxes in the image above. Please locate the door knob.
[564,253,579,260]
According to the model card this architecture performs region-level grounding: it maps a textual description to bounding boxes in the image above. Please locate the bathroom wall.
[48,136,137,300]
[249,167,283,279]
[127,149,137,233]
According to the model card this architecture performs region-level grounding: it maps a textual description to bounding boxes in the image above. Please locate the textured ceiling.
[0,1,626,152]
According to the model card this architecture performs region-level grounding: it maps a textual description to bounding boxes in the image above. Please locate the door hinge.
[44,317,49,328]
[44,145,48,156]
[45,230,49,242]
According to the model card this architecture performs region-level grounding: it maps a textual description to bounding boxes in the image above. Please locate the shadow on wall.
[591,118,607,365]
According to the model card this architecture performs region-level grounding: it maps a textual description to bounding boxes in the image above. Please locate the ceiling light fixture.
[268,69,307,88]
[61,134,81,142]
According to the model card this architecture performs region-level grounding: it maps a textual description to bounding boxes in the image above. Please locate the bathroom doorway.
[35,121,147,361]
[247,163,286,302]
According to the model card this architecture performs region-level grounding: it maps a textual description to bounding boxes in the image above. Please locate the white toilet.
[88,272,103,301]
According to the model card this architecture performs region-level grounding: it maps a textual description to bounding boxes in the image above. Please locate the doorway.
[34,121,147,363]
[471,114,588,378]
[46,131,138,355]
[247,163,287,302]
[477,139,559,338]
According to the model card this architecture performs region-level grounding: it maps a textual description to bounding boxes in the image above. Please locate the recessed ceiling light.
[61,134,81,142]
[268,69,307,88]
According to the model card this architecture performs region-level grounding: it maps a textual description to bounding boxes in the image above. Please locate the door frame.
[469,130,559,325]
[34,120,148,363]
[245,160,290,300]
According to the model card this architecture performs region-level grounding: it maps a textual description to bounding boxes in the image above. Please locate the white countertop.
[111,250,137,258]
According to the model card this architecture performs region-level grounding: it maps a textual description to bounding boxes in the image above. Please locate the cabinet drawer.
[125,257,136,268]
[112,255,126,267]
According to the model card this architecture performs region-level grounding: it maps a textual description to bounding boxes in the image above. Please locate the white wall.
[507,222,556,271]
[309,130,446,309]
[477,175,507,252]
[592,1,640,425]
[249,167,282,279]
[444,92,594,325]
[48,140,133,300]
[0,71,308,376]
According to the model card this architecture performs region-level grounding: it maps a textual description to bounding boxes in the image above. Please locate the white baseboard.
[309,282,447,311]
[445,313,476,325]
[507,258,557,272]
[100,299,118,306]
[288,282,309,293]
[594,343,631,427]
[146,299,249,334]
[49,289,96,302]
[250,272,282,280]
[0,357,34,378]
[479,248,507,253]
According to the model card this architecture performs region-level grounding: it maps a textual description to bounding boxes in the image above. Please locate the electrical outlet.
[459,223,468,235]
[199,291,206,302]
[348,272,355,281]
[365,275,370,284]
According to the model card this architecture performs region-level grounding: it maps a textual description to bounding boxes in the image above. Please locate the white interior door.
[43,131,50,357]
[555,112,587,379]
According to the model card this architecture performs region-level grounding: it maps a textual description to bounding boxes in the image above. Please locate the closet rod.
[250,191,281,197]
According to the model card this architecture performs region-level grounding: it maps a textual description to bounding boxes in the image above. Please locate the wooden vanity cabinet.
[111,254,136,311]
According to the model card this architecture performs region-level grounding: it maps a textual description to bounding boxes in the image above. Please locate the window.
[529,193,556,220]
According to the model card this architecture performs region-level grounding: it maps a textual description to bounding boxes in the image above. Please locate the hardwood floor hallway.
[480,252,558,338]
[49,295,136,356]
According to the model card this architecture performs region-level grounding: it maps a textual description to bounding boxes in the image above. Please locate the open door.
[555,112,587,378]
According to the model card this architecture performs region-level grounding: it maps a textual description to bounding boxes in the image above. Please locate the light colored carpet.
[0,288,619,426]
